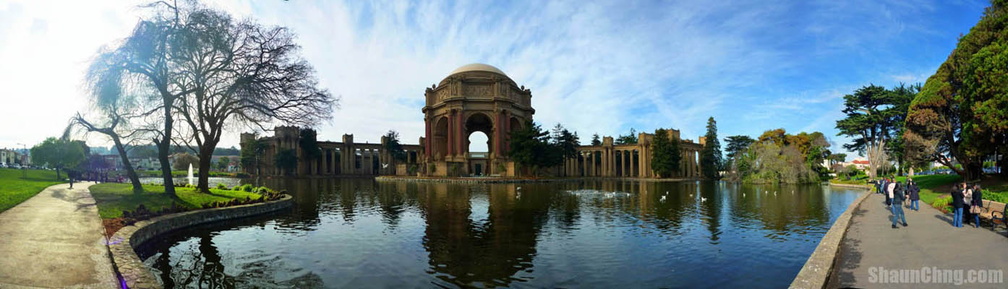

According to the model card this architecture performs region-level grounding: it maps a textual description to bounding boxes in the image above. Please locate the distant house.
[0,148,24,166]
[850,158,870,170]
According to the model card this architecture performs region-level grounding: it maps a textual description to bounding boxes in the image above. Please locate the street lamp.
[16,143,27,179]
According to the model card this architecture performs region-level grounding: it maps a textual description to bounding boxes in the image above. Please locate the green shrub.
[931,196,951,213]
[233,184,254,192]
[216,183,228,190]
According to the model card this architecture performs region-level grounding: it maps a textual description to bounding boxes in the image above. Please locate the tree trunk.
[197,142,216,193]
[157,107,175,195]
[110,134,143,193]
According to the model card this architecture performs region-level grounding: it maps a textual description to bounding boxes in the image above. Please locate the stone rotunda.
[422,63,535,176]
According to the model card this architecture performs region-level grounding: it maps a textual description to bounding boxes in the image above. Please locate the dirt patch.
[102,218,126,237]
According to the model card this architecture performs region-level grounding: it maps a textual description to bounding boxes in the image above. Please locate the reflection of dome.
[449,63,507,76]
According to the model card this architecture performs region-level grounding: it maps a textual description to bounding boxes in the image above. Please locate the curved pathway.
[829,193,1008,288]
[0,182,117,288]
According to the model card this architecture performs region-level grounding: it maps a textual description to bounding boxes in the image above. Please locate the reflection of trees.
[728,184,830,235]
[148,233,236,289]
[375,181,406,228]
[697,182,722,242]
[416,183,550,287]
[146,231,325,288]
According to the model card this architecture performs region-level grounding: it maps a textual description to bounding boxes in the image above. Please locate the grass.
[0,168,62,213]
[89,183,261,219]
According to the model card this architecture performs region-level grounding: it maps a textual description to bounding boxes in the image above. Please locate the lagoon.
[139,179,862,288]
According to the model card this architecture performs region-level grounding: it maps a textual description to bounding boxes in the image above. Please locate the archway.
[466,113,493,176]
[422,63,535,176]
[465,113,494,155]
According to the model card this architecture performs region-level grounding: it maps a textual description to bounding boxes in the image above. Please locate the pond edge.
[789,184,872,289]
[107,195,293,289]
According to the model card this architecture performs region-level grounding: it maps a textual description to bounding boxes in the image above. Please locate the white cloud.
[0,0,988,162]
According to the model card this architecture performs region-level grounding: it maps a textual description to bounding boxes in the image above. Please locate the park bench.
[975,199,1007,231]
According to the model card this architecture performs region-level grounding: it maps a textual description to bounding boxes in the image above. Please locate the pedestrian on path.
[885,178,894,208]
[951,183,965,228]
[971,184,984,228]
[891,183,908,228]
[907,179,920,211]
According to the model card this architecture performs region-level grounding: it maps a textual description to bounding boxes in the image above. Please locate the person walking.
[886,178,896,209]
[907,179,920,211]
[951,183,965,228]
[891,183,908,228]
[971,184,984,228]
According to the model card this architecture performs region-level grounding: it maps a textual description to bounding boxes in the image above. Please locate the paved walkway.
[0,182,117,288]
[830,193,1008,288]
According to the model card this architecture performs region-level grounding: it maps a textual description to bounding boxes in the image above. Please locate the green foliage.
[274,148,298,176]
[591,133,602,146]
[615,128,638,145]
[30,137,87,180]
[383,130,407,162]
[906,1,1008,180]
[700,117,723,179]
[651,129,681,178]
[299,128,322,161]
[836,84,918,178]
[551,123,580,159]
[508,121,564,176]
[216,156,230,171]
[89,183,262,219]
[0,168,61,213]
[233,184,255,192]
[240,136,267,174]
[172,152,199,171]
[724,135,755,161]
[732,129,826,184]
[216,183,228,190]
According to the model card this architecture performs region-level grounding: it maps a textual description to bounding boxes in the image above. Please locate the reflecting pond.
[139,178,863,288]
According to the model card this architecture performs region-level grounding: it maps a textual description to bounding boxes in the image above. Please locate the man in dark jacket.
[907,179,921,211]
[951,183,965,228]
[891,183,908,228]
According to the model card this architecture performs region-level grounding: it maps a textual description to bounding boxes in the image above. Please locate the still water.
[139,178,863,288]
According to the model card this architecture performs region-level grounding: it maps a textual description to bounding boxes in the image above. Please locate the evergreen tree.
[700,117,723,179]
[651,129,681,178]
[591,133,602,146]
[615,128,637,145]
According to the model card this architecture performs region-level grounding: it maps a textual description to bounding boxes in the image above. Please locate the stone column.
[456,111,464,157]
[447,111,455,157]
[425,117,432,158]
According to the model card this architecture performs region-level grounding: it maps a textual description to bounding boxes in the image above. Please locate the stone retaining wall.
[789,184,872,288]
[108,195,293,289]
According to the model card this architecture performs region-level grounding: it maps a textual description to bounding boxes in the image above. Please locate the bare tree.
[170,7,336,192]
[86,1,193,196]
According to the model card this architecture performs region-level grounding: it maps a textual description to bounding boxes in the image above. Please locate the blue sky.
[0,0,990,159]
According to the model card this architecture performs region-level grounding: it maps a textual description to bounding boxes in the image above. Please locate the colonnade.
[565,144,702,178]
[244,128,421,177]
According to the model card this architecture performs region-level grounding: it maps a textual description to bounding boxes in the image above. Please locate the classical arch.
[422,63,535,176]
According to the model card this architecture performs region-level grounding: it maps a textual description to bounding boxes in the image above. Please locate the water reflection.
[142,178,860,288]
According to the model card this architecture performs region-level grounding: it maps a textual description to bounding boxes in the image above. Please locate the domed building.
[421,63,535,176]
[243,63,704,179]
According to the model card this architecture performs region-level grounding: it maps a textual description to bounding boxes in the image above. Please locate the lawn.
[89,183,262,219]
[0,168,62,213]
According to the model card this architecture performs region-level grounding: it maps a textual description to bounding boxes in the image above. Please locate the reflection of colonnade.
[563,129,704,179]
[241,127,422,177]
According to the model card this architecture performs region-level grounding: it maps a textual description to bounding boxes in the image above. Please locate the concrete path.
[830,193,1008,288]
[0,182,117,288]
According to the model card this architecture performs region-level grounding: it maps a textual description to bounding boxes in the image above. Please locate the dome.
[449,63,507,76]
